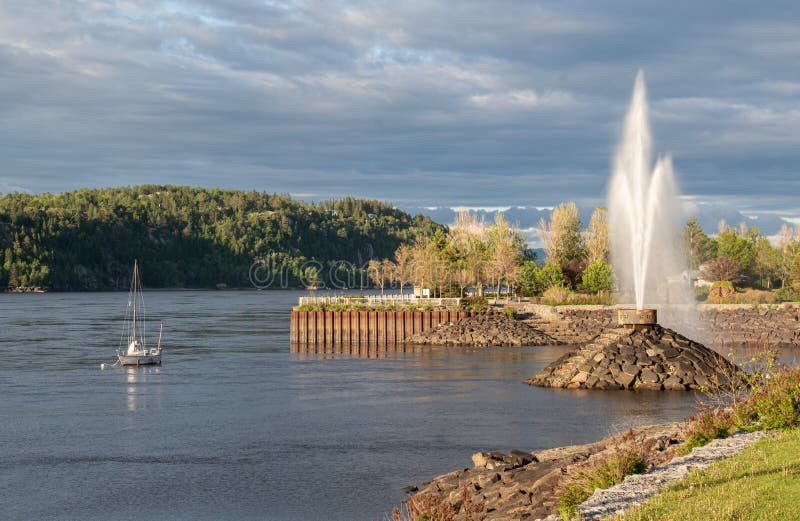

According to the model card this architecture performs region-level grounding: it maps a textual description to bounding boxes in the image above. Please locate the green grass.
[614,429,800,521]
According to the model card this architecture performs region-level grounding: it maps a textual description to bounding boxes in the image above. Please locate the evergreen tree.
[682,217,716,270]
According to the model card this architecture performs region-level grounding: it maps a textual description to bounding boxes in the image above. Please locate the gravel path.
[572,430,773,520]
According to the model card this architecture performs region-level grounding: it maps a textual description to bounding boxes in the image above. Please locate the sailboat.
[117,260,163,366]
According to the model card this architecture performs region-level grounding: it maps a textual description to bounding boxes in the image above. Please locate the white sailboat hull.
[118,352,162,366]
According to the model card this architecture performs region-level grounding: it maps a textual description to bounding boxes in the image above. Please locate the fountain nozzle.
[617,308,657,330]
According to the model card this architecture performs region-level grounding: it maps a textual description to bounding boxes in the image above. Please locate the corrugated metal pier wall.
[290,310,483,348]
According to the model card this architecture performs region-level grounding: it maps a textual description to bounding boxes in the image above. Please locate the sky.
[1,1,799,224]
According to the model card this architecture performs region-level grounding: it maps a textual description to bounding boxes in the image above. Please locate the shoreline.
[405,421,686,520]
[405,422,773,521]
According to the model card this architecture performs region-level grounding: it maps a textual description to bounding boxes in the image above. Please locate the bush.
[731,289,777,304]
[541,285,570,305]
[734,366,800,431]
[775,286,800,302]
[706,281,735,303]
[557,437,648,519]
[503,306,517,319]
[693,285,710,302]
[580,260,614,293]
[681,406,733,454]
[536,263,566,291]
[565,291,613,305]
[461,297,488,312]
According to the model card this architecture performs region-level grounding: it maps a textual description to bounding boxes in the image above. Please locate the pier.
[290,309,484,348]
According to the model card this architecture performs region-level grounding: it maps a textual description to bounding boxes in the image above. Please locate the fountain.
[527,71,739,391]
[608,70,685,315]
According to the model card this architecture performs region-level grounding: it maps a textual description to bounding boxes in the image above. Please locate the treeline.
[368,201,800,304]
[0,185,442,290]
[685,217,800,300]
[366,204,613,302]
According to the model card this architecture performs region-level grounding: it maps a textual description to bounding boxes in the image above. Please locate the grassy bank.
[616,428,800,520]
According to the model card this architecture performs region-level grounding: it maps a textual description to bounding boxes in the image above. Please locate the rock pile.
[407,423,683,521]
[406,314,560,347]
[522,305,616,344]
[527,325,739,391]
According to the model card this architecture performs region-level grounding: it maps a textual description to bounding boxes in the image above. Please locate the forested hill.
[0,185,443,290]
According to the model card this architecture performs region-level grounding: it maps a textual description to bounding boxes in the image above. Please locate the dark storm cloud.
[0,0,798,219]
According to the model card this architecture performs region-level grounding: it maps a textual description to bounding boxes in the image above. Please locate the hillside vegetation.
[0,185,442,290]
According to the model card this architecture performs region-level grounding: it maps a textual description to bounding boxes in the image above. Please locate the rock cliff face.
[527,325,738,391]
[408,423,684,521]
[405,314,560,347]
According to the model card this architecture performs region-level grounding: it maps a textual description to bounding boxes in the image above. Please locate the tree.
[447,209,488,297]
[537,202,585,267]
[581,260,614,293]
[536,262,566,291]
[699,256,742,283]
[518,260,539,297]
[367,259,391,295]
[777,224,799,288]
[717,225,755,278]
[682,217,716,271]
[486,213,521,297]
[302,265,322,290]
[792,250,800,288]
[583,207,609,265]
[393,244,413,295]
[754,237,780,289]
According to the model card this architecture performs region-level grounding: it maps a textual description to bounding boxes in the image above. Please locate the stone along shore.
[407,423,686,521]
[406,314,560,347]
[527,324,738,391]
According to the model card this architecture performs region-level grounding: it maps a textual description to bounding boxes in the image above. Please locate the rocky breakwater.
[407,423,684,521]
[527,324,739,391]
[406,314,560,347]
[521,304,616,345]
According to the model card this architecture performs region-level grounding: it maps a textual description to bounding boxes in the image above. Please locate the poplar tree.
[583,207,609,265]
[537,202,585,267]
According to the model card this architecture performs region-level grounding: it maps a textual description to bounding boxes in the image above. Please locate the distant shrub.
[580,260,614,293]
[541,285,570,305]
[707,281,735,303]
[461,297,488,312]
[566,290,613,305]
[775,286,800,302]
[731,289,777,304]
[693,285,710,302]
[539,289,612,306]
[536,263,566,291]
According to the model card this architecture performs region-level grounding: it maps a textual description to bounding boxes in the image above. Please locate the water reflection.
[125,366,161,411]
[291,343,433,360]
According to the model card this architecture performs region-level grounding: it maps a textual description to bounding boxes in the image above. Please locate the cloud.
[0,0,797,220]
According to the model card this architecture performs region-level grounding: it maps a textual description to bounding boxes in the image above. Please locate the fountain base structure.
[527,309,739,391]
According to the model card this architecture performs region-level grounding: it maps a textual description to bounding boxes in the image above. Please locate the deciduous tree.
[700,256,742,283]
[583,207,609,265]
[537,202,585,267]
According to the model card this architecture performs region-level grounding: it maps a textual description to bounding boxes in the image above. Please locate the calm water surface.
[1,291,709,520]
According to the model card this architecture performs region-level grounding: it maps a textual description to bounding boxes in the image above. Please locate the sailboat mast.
[132,259,137,344]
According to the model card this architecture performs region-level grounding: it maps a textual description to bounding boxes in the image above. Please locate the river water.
[1,291,705,520]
